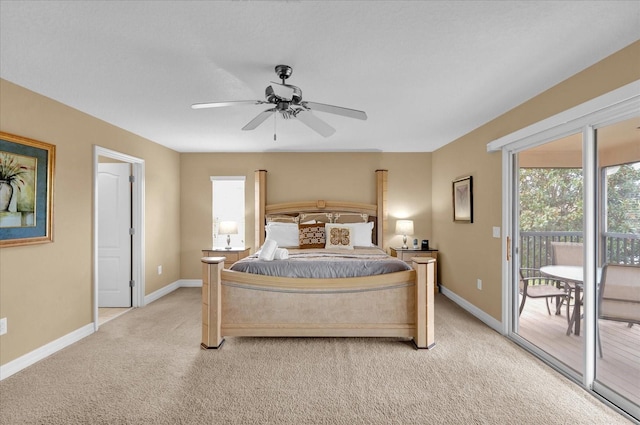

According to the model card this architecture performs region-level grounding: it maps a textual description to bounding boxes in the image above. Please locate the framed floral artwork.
[0,132,55,247]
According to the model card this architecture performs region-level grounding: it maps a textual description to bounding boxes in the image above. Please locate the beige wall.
[180,152,433,278]
[0,79,181,365]
[432,40,640,320]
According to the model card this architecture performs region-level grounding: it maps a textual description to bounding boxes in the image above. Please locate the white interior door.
[98,163,132,307]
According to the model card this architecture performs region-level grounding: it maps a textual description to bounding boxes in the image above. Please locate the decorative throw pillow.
[324,224,354,250]
[298,223,326,249]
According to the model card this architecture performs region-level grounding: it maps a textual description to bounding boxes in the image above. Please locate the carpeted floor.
[0,288,632,424]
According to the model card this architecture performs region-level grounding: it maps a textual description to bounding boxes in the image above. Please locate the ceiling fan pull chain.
[274,112,277,141]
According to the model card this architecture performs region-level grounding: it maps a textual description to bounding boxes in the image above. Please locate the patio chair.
[550,241,583,266]
[597,264,640,357]
[519,268,569,316]
[550,241,583,320]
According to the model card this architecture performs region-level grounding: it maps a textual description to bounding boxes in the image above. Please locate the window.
[211,176,245,249]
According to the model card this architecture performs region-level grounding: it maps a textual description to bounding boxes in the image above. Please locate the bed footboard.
[201,256,435,349]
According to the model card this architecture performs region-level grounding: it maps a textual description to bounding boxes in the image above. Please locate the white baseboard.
[0,323,94,381]
[144,279,202,304]
[144,280,181,304]
[439,286,505,334]
[2,279,202,381]
[179,279,203,288]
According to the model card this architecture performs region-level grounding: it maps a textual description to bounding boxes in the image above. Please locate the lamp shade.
[395,220,414,235]
[218,221,238,235]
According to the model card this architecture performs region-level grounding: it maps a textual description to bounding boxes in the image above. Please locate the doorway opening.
[93,146,145,330]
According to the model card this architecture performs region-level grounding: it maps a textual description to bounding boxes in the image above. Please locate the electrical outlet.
[157,265,163,275]
[0,317,7,336]
[492,227,501,238]
[477,279,482,290]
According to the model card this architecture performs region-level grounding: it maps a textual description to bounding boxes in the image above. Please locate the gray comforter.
[229,247,411,278]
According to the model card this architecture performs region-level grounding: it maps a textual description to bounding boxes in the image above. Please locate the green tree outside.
[519,168,584,232]
[519,162,640,265]
[606,163,640,234]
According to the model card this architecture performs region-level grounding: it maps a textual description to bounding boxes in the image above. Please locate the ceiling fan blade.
[191,100,264,109]
[296,110,336,137]
[242,109,276,131]
[269,82,296,101]
[301,101,367,120]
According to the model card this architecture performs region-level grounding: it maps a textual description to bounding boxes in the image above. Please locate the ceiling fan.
[191,65,367,138]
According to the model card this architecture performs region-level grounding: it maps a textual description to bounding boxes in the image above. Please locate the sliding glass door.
[513,131,585,379]
[504,106,639,421]
[592,118,640,414]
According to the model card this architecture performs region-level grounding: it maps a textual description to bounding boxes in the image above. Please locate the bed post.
[201,257,226,349]
[412,257,435,349]
[375,169,388,249]
[255,170,267,250]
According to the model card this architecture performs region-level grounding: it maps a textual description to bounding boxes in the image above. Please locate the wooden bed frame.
[201,170,435,349]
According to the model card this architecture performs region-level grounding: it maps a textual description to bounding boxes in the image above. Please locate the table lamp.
[218,221,238,249]
[395,220,414,250]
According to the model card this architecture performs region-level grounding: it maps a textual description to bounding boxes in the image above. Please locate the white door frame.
[93,146,145,330]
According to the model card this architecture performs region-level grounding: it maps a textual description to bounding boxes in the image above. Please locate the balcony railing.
[519,231,640,268]
[604,232,640,265]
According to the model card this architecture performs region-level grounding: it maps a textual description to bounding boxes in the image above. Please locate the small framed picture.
[453,176,473,223]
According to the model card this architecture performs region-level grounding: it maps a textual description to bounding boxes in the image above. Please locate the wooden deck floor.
[517,297,639,406]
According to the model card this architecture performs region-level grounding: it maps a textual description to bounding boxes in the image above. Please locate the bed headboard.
[254,169,388,250]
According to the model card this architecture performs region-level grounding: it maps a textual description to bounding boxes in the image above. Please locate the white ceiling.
[1,1,639,153]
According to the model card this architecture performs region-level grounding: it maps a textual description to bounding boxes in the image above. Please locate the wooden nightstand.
[202,247,251,268]
[390,247,439,291]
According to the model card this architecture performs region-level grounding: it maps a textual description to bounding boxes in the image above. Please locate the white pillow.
[324,223,354,250]
[350,221,375,247]
[265,222,299,247]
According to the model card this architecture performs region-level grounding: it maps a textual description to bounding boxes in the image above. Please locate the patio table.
[539,265,602,336]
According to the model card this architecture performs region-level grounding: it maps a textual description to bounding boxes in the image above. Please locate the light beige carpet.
[0,288,632,424]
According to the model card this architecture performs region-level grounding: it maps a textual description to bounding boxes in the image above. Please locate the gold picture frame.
[0,132,55,247]
[453,175,473,223]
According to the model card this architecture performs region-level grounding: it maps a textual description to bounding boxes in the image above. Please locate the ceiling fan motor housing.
[265,84,302,105]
